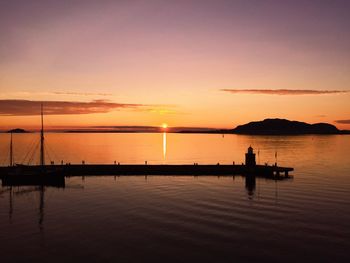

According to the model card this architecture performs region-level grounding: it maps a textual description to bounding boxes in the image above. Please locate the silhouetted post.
[275,151,277,166]
[40,103,45,167]
[9,132,13,167]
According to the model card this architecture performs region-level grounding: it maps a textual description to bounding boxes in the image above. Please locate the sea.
[0,133,349,262]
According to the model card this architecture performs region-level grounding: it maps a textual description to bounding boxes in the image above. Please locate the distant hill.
[232,119,341,135]
[7,128,29,133]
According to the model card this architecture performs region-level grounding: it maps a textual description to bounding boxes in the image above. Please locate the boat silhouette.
[1,104,65,187]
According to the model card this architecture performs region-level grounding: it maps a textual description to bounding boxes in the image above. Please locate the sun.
[162,123,168,129]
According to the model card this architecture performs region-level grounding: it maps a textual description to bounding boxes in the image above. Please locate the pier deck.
[0,164,293,187]
[0,164,293,177]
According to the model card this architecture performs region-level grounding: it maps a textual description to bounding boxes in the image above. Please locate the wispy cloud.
[0,99,145,116]
[221,89,350,95]
[52,92,112,96]
[335,120,350,124]
[136,108,179,115]
[0,91,113,99]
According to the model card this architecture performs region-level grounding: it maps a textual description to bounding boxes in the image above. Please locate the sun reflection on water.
[163,132,167,160]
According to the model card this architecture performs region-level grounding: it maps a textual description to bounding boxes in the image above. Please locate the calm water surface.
[0,133,349,262]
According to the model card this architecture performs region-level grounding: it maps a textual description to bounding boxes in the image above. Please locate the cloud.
[0,99,145,116]
[335,120,350,124]
[135,108,179,115]
[220,89,350,95]
[0,91,112,100]
[52,92,112,96]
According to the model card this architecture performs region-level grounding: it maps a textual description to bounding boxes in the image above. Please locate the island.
[7,128,29,133]
[231,118,347,135]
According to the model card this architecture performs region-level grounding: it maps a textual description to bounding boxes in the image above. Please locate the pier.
[0,163,293,187]
[0,163,293,178]
[0,146,293,187]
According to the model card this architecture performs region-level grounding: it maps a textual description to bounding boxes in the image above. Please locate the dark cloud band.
[0,99,144,116]
[335,120,350,124]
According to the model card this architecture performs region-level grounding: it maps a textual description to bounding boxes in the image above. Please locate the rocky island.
[231,118,345,135]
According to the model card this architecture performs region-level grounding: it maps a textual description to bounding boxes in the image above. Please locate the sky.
[0,0,350,129]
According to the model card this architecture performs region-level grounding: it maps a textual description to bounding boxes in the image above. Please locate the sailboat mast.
[10,132,13,167]
[40,103,45,166]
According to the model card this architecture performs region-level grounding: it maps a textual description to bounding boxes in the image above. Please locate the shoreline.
[1,130,349,135]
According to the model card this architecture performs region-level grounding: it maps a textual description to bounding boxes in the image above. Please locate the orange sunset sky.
[0,0,349,130]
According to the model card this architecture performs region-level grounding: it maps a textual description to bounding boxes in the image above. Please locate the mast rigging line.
[21,135,40,165]
[45,146,53,164]
[0,142,11,166]
[27,141,40,165]
[45,141,58,164]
